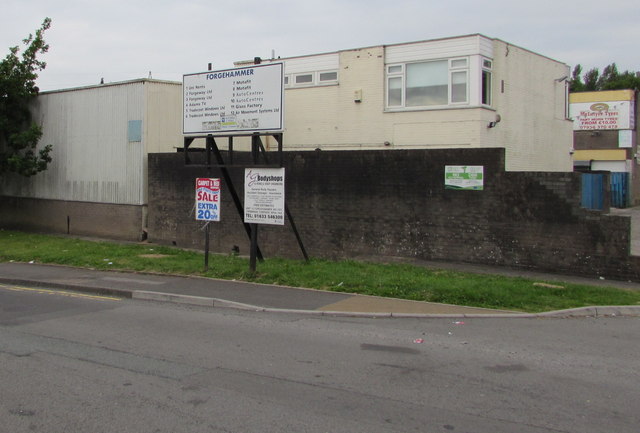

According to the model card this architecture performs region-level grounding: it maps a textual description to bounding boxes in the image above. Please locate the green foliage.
[2,229,640,313]
[570,62,640,92]
[0,18,53,177]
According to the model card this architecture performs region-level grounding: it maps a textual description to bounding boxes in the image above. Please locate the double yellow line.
[0,284,121,302]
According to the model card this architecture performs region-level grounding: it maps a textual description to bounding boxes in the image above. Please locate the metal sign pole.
[204,223,210,272]
[249,223,258,273]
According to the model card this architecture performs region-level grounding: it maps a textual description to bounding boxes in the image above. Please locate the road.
[1,284,639,433]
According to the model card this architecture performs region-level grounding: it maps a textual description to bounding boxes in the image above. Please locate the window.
[451,71,468,103]
[295,73,313,85]
[388,76,403,106]
[482,58,492,106]
[318,71,338,83]
[406,61,448,106]
[286,70,338,88]
[388,65,402,74]
[386,57,469,109]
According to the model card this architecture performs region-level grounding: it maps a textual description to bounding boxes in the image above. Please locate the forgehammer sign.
[183,63,284,135]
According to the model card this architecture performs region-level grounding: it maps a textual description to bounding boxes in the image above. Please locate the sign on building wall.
[244,168,285,225]
[195,178,221,221]
[183,63,284,135]
[569,100,634,131]
[445,166,484,190]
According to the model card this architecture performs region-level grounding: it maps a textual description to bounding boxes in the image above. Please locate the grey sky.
[2,0,639,91]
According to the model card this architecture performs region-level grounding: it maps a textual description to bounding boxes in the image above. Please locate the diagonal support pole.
[207,135,263,261]
[255,135,309,262]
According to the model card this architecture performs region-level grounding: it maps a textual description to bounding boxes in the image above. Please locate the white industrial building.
[1,34,573,240]
[0,79,182,239]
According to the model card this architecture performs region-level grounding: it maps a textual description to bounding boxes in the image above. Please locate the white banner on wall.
[444,166,484,190]
[569,100,634,131]
[183,63,284,135]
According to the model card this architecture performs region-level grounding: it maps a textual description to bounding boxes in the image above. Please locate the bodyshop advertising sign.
[183,63,284,135]
[244,168,285,226]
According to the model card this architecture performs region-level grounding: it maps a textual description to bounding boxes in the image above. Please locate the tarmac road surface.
[1,282,639,433]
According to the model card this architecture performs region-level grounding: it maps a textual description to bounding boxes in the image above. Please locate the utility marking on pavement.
[0,284,121,302]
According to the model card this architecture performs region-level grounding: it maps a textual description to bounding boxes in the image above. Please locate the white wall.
[483,40,573,171]
[269,35,573,171]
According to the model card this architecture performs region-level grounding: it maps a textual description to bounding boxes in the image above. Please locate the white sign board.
[195,178,221,221]
[244,168,285,225]
[569,100,634,131]
[183,63,284,135]
[445,166,484,190]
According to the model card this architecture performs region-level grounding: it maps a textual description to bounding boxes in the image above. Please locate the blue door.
[610,172,628,208]
[581,173,605,210]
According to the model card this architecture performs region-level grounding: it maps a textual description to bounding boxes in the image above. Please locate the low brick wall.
[0,196,145,241]
[147,148,640,281]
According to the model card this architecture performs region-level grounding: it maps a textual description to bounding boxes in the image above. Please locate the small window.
[451,71,468,103]
[284,75,289,86]
[482,70,492,105]
[318,71,338,82]
[388,65,402,74]
[388,76,403,107]
[450,58,468,69]
[295,74,313,85]
[483,59,493,69]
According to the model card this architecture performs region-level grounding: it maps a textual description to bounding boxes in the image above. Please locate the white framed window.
[286,70,339,88]
[451,58,468,69]
[386,57,470,109]
[482,58,492,106]
[451,70,468,104]
[387,76,403,107]
[387,64,403,107]
[294,73,314,85]
[318,71,338,83]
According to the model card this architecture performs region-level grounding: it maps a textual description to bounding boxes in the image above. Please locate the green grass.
[2,229,640,313]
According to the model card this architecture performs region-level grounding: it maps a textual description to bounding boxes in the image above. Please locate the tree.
[0,18,53,177]
[569,62,640,92]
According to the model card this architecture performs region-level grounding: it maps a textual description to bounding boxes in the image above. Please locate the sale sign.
[195,178,221,221]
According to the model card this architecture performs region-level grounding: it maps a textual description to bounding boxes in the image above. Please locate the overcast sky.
[2,0,639,91]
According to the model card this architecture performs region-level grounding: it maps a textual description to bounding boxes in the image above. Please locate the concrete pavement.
[1,261,639,318]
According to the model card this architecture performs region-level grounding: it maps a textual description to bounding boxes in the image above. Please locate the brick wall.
[148,148,640,281]
[0,196,145,241]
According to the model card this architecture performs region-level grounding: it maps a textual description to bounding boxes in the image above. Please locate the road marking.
[0,284,121,302]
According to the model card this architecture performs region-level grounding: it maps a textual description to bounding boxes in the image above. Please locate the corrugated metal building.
[0,79,182,240]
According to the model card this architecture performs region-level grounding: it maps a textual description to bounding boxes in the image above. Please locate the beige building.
[247,34,573,171]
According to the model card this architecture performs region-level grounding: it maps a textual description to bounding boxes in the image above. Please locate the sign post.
[183,62,304,274]
[195,178,221,271]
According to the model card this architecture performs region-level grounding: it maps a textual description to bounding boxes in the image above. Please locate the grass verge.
[1,229,639,313]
